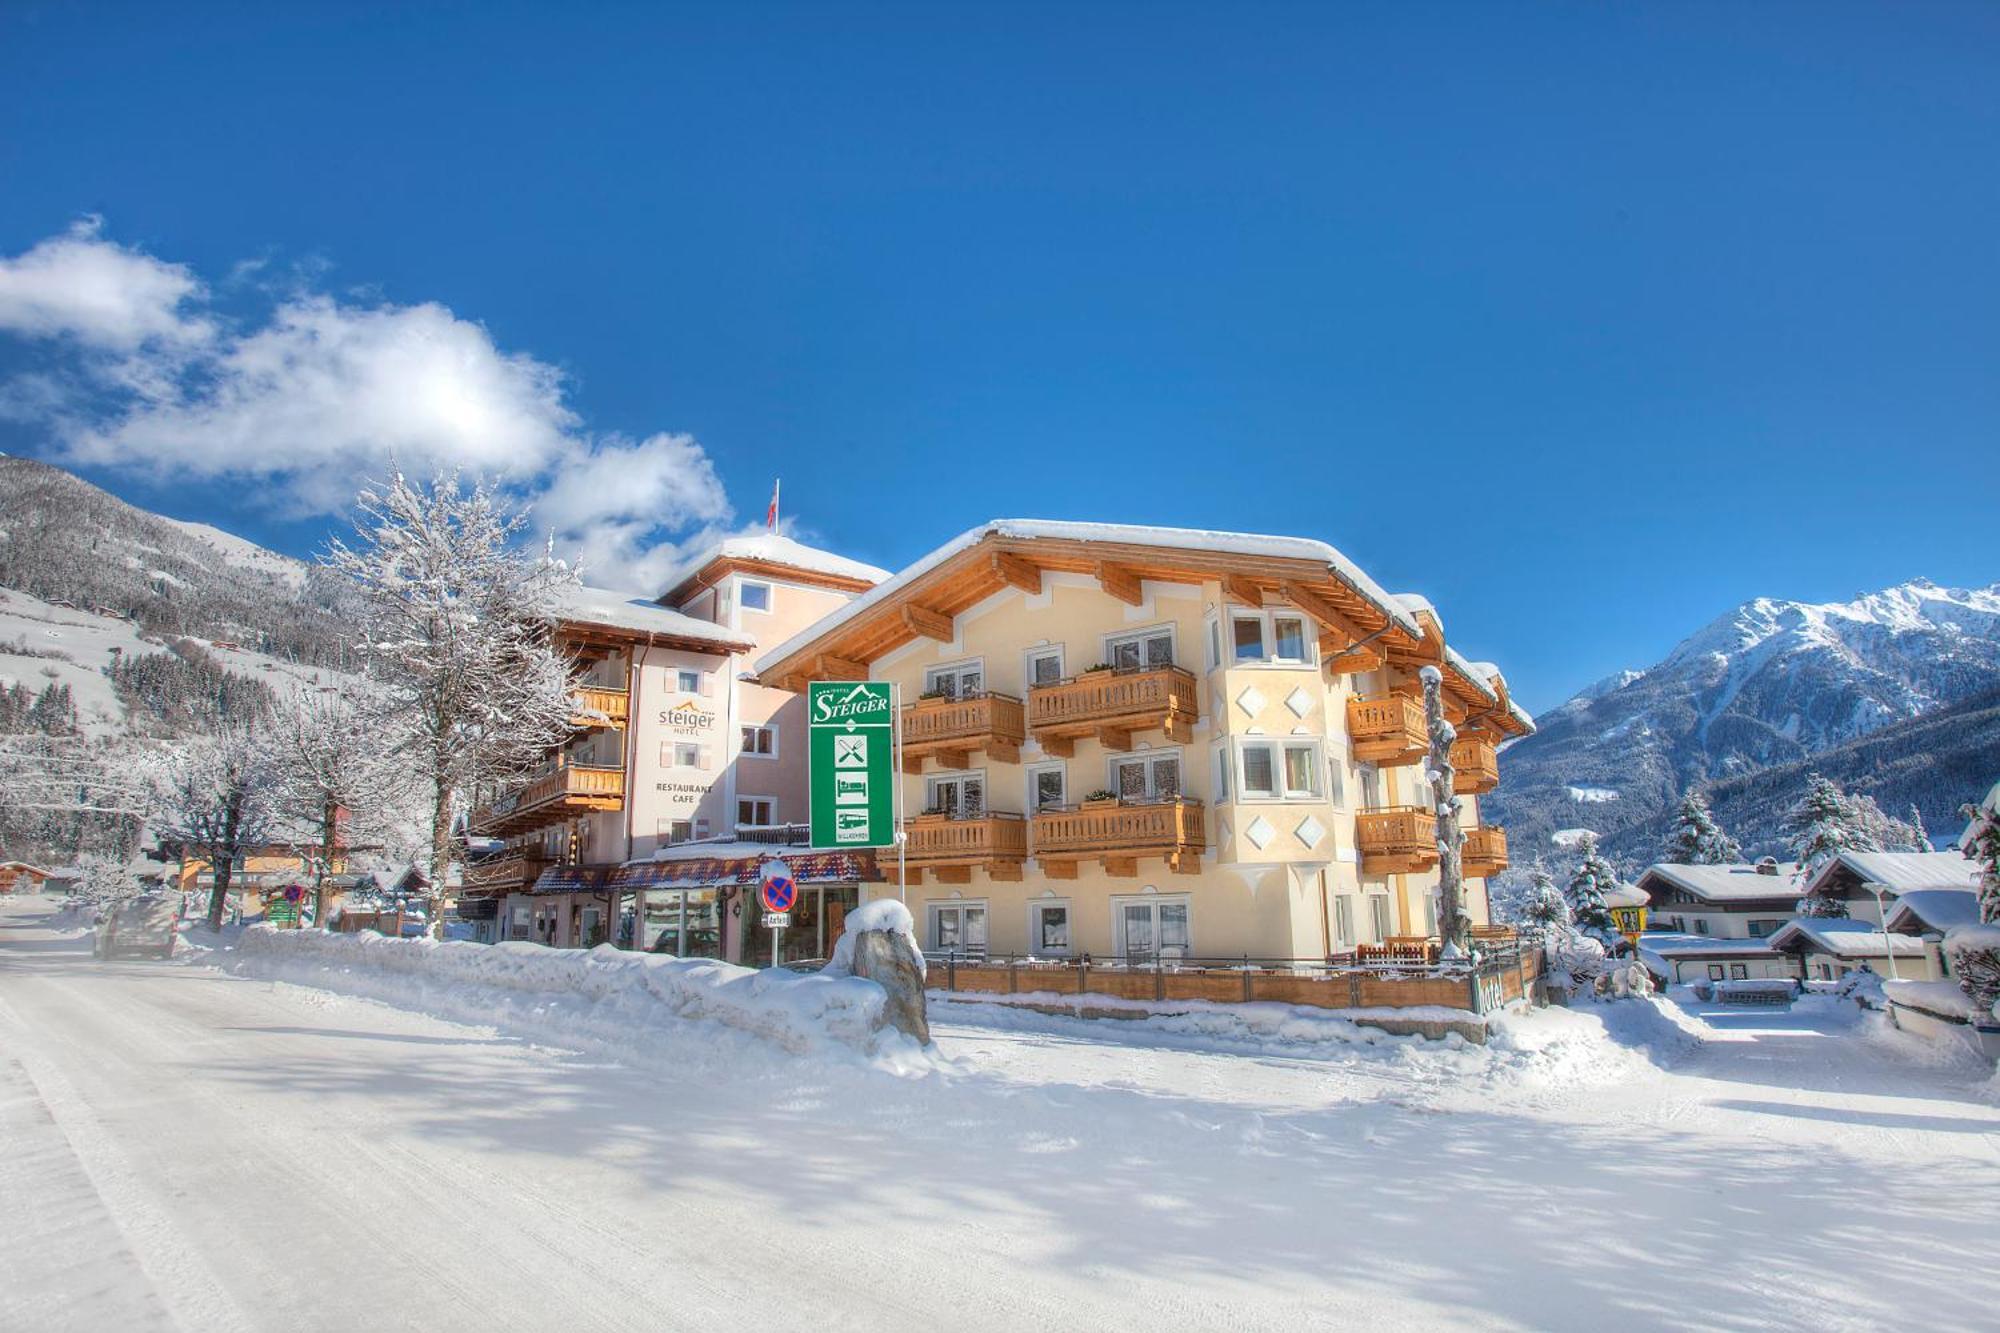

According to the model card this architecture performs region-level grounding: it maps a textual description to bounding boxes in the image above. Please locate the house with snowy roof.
[1634,860,1802,941]
[1796,850,1982,922]
[464,536,890,959]
[753,520,1533,963]
[1765,917,1942,983]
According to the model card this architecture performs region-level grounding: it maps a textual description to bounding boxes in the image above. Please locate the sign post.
[808,681,898,853]
[759,860,796,969]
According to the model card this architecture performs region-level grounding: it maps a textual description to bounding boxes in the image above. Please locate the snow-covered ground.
[4,893,1998,1332]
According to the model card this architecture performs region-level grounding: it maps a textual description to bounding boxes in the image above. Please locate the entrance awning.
[610,850,877,890]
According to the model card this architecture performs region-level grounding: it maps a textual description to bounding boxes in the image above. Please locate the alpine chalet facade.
[756,521,1533,963]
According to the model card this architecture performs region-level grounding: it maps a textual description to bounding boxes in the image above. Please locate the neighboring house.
[1638,932,1792,985]
[754,520,1534,963]
[167,844,357,918]
[0,862,53,894]
[1634,861,1801,940]
[1765,917,1941,983]
[465,538,889,959]
[1798,850,1982,923]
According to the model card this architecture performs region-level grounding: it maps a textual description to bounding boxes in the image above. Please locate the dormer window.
[739,580,772,613]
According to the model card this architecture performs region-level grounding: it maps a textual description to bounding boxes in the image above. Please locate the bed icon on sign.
[834,773,868,804]
[834,735,868,767]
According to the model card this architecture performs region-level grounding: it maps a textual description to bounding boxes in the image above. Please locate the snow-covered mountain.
[1486,579,2000,864]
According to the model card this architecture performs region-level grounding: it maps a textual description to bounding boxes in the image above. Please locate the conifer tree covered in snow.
[1945,780,2000,1014]
[1564,833,1618,939]
[1663,789,1741,865]
[149,725,280,930]
[1907,804,1933,853]
[1786,773,1877,917]
[1522,865,1570,941]
[323,472,578,932]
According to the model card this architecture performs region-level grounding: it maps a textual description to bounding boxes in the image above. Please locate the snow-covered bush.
[1833,966,1886,1011]
[1945,779,2000,1017]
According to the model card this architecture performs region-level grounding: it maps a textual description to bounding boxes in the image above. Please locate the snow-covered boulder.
[824,899,930,1046]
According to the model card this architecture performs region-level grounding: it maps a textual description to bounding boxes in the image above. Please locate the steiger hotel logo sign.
[808,681,894,848]
[659,697,716,738]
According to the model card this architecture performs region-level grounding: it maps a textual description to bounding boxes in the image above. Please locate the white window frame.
[1205,616,1222,673]
[737,579,773,613]
[675,667,707,695]
[1107,749,1183,803]
[740,723,779,758]
[1213,745,1230,803]
[1226,608,1317,667]
[928,900,989,957]
[736,796,776,828]
[671,741,708,769]
[923,658,986,700]
[1367,893,1392,942]
[924,769,988,818]
[1023,645,1065,691]
[1333,893,1356,948]
[1234,738,1324,802]
[1327,755,1348,810]
[1027,898,1074,957]
[1101,624,1177,672]
[1025,760,1067,813]
[1110,892,1193,961]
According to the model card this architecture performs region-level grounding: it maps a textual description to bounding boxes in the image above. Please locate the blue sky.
[2,1,1995,712]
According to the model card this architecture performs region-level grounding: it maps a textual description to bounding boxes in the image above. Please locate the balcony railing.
[902,812,1029,885]
[1463,826,1509,877]
[1356,805,1439,875]
[1451,735,1499,794]
[1347,694,1429,766]
[1031,797,1204,876]
[902,693,1026,771]
[462,850,549,894]
[1028,666,1199,756]
[571,685,630,729]
[474,764,626,835]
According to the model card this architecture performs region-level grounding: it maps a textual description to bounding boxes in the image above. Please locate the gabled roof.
[662,534,890,605]
[1637,862,1803,904]
[1802,850,1981,898]
[1765,917,1932,960]
[546,583,752,653]
[1884,888,1981,935]
[1637,931,1781,959]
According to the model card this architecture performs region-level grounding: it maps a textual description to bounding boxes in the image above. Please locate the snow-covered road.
[4,894,1998,1333]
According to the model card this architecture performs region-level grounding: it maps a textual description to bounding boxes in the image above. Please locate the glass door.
[926,774,985,818]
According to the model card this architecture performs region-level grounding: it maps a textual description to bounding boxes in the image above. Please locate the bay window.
[1237,740,1323,800]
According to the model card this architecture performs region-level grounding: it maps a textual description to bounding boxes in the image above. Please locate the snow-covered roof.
[1638,862,1803,903]
[756,519,1427,678]
[1882,978,1986,1021]
[546,583,751,650]
[1884,888,1981,935]
[666,533,891,595]
[1637,932,1780,958]
[1805,850,1981,896]
[1603,884,1649,909]
[1764,918,1932,959]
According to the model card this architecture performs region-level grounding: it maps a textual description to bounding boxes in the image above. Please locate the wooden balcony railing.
[474,764,626,835]
[462,850,549,894]
[902,693,1026,771]
[900,812,1029,886]
[1356,806,1439,875]
[1028,666,1199,756]
[1451,735,1499,794]
[1463,825,1509,877]
[1032,797,1204,876]
[571,685,630,729]
[1348,694,1429,766]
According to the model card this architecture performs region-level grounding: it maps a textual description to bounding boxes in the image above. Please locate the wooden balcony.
[1348,694,1429,766]
[899,812,1028,886]
[1357,806,1439,875]
[474,764,626,836]
[1451,735,1499,794]
[902,693,1026,771]
[1031,797,1204,877]
[1027,666,1199,756]
[571,686,629,729]
[462,850,549,894]
[1463,825,1509,877]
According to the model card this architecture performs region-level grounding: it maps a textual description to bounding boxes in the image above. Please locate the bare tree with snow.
[150,725,280,930]
[1418,666,1469,956]
[267,686,415,928]
[322,471,578,934]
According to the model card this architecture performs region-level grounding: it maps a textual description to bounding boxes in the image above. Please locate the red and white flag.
[765,478,781,532]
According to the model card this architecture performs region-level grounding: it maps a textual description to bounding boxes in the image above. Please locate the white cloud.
[0,222,740,575]
[0,218,212,351]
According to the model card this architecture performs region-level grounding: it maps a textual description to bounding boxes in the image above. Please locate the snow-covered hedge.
[225,927,906,1057]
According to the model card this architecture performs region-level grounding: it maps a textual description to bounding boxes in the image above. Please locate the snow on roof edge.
[665,533,891,595]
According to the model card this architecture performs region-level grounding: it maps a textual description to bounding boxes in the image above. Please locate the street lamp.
[1863,880,1900,982]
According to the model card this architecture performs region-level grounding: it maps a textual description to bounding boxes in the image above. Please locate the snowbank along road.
[4,893,1999,1332]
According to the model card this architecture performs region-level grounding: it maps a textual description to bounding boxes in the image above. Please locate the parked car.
[94,894,179,960]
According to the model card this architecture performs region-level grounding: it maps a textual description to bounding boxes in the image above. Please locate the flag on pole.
[765,478,781,532]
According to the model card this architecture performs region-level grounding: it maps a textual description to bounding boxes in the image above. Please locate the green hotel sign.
[808,681,895,849]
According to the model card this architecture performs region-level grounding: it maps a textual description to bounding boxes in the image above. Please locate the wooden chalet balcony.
[1356,806,1439,875]
[899,812,1028,886]
[1031,797,1204,877]
[1027,666,1199,756]
[462,850,549,894]
[474,764,626,836]
[1450,735,1499,794]
[1463,826,1509,877]
[902,693,1026,771]
[571,686,630,729]
[1347,694,1429,766]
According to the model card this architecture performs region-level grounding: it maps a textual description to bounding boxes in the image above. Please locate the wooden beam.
[987,861,1024,882]
[1096,562,1144,607]
[986,741,1021,766]
[1102,856,1139,878]
[1325,644,1385,675]
[902,603,953,642]
[1042,860,1078,880]
[1281,581,1369,645]
[1038,734,1074,759]
[1094,726,1131,752]
[933,748,970,771]
[991,551,1042,595]
[814,653,867,681]
[933,865,972,885]
[1221,574,1263,608]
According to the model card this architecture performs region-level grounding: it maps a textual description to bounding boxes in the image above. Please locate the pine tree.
[1664,789,1741,864]
[1565,833,1618,938]
[1907,804,1933,853]
[1523,865,1570,940]
[323,472,579,935]
[1787,773,1876,917]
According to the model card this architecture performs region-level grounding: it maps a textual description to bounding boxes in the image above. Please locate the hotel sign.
[808,681,894,848]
